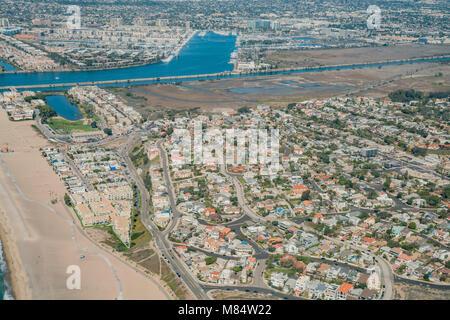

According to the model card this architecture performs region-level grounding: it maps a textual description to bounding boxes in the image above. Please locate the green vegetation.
[106,226,129,252]
[131,231,145,241]
[408,222,417,230]
[205,256,217,265]
[232,266,243,272]
[237,106,251,114]
[129,187,152,248]
[37,105,57,123]
[130,144,149,168]
[368,190,378,200]
[160,258,188,299]
[48,118,98,133]
[411,146,427,157]
[388,89,423,103]
[442,186,450,200]
[25,92,48,102]
[64,193,72,207]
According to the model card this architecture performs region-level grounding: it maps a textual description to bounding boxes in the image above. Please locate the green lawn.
[48,118,98,133]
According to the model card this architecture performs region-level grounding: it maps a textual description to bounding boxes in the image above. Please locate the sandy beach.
[0,110,170,299]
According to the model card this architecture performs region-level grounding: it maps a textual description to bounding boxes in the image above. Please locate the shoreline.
[1,54,448,91]
[0,109,172,299]
[0,30,199,75]
[0,237,13,300]
[0,58,163,75]
[0,207,31,300]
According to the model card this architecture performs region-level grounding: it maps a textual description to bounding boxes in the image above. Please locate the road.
[34,110,71,143]
[376,256,395,300]
[151,138,210,299]
[156,140,184,235]
[62,149,95,191]
[31,114,405,300]
[221,162,397,298]
[324,234,395,300]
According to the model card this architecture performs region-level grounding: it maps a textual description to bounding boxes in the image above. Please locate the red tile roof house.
[175,246,188,255]
[398,253,415,262]
[391,247,403,256]
[280,254,306,271]
[247,257,257,266]
[204,208,216,216]
[291,185,310,194]
[361,237,377,248]
[209,271,220,283]
[336,283,353,300]
[313,213,324,224]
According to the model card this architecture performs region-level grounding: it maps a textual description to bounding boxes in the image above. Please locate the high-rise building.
[0,18,9,27]
[133,17,145,26]
[248,19,279,32]
[360,149,378,158]
[157,19,169,28]
[110,17,122,27]
[270,20,280,31]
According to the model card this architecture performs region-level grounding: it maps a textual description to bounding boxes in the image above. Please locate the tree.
[301,190,311,201]
[388,89,423,103]
[205,257,217,265]
[64,193,72,207]
[232,266,243,273]
[382,177,392,191]
[411,147,427,157]
[408,222,417,230]
[368,190,378,200]
[443,186,450,200]
[103,128,112,136]
[427,195,440,207]
[237,106,251,114]
[37,105,57,123]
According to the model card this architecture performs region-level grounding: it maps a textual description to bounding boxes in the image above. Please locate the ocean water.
[0,239,14,300]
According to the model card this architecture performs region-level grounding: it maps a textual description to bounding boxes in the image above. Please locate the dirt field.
[356,62,450,98]
[263,44,450,69]
[112,58,449,116]
[209,289,282,300]
[394,282,450,300]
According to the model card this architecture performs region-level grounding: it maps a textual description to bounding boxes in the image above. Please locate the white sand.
[0,111,170,299]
